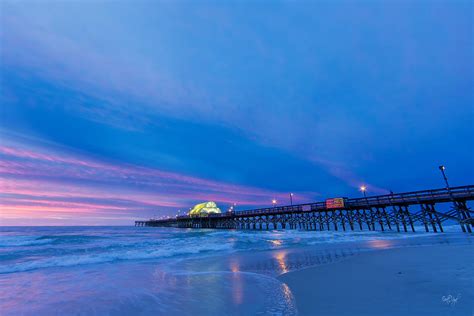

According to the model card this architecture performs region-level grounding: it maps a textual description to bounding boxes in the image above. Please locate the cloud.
[1,0,471,224]
[0,4,376,191]
[0,136,318,225]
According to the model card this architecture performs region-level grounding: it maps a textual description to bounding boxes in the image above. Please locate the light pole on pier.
[272,199,277,208]
[438,165,451,190]
[360,185,367,198]
[289,193,294,206]
[228,203,237,213]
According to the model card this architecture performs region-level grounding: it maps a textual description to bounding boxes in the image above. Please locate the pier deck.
[135,185,474,233]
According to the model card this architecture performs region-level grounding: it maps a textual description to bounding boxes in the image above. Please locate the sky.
[0,0,473,225]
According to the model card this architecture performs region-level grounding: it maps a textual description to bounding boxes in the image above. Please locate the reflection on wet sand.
[230,262,240,273]
[230,261,243,304]
[274,251,289,274]
[281,283,293,304]
[368,239,394,250]
[238,247,359,276]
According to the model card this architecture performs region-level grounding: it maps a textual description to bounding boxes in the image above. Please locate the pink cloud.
[0,142,319,225]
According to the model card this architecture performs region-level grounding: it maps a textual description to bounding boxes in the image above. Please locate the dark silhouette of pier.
[135,185,474,233]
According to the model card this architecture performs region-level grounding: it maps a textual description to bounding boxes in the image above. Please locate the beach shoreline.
[1,226,472,315]
[279,243,473,316]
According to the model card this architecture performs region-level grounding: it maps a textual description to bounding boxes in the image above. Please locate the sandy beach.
[279,244,473,316]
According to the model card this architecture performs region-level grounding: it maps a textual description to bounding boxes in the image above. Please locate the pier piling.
[135,186,474,234]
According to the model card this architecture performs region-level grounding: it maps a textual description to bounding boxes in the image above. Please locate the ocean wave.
[1,226,462,274]
[0,236,55,247]
[0,241,233,274]
[209,228,435,245]
[0,234,108,248]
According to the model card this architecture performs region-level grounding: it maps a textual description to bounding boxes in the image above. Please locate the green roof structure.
[189,201,221,217]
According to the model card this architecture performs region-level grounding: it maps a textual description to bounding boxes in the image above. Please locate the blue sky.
[1,0,472,225]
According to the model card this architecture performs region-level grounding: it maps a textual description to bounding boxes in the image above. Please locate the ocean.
[0,225,471,315]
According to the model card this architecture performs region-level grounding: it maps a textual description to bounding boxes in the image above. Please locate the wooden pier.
[135,185,474,233]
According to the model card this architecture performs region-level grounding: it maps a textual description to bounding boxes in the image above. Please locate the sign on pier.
[326,198,345,209]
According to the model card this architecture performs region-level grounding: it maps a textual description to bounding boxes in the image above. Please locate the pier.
[135,185,474,233]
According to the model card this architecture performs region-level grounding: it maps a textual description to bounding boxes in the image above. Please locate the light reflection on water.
[368,239,394,250]
[230,260,240,273]
[228,260,244,304]
[281,283,293,305]
[231,268,243,305]
[269,239,283,246]
[274,250,289,274]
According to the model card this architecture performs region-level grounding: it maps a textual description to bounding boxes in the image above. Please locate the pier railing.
[188,185,474,217]
[136,185,474,233]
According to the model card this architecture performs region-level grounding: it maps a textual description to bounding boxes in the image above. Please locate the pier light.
[438,165,451,189]
[289,193,294,206]
[272,199,277,207]
[360,185,367,198]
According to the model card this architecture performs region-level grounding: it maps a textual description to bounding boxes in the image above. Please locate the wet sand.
[279,244,473,316]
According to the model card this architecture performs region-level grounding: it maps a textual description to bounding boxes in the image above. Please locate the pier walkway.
[135,185,474,233]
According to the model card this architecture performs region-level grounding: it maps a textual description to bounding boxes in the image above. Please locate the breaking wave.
[0,225,462,274]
